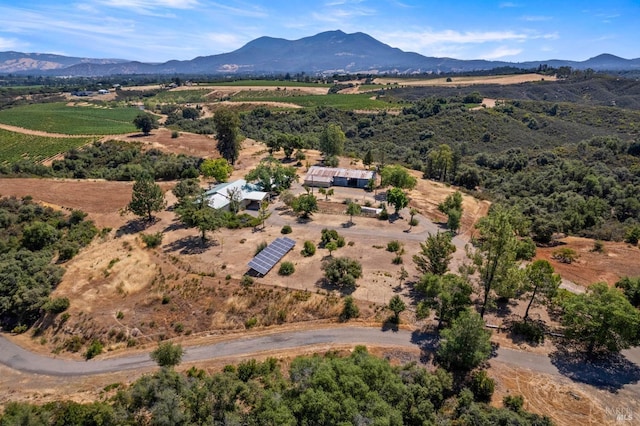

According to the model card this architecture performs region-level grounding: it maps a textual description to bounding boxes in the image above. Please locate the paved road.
[1,326,638,397]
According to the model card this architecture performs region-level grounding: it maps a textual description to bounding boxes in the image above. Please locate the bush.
[255,241,268,256]
[85,340,103,360]
[552,247,578,264]
[278,261,295,276]
[340,296,360,321]
[171,130,179,138]
[141,232,163,248]
[511,320,545,344]
[409,217,419,227]
[503,395,524,412]
[241,275,254,286]
[378,205,389,220]
[301,240,316,257]
[44,297,70,314]
[625,225,640,245]
[470,370,495,402]
[324,155,339,167]
[515,237,536,260]
[281,225,292,234]
[245,317,258,329]
[387,240,401,252]
[392,255,403,265]
[161,295,170,304]
[57,241,80,262]
[591,240,605,253]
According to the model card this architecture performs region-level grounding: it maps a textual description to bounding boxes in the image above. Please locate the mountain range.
[1,30,639,76]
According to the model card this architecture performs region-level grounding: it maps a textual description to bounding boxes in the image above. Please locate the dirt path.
[0,123,97,138]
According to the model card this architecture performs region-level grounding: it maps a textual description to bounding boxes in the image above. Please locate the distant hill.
[0,51,128,74]
[1,31,639,76]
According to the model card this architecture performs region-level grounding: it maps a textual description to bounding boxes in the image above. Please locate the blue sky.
[0,0,638,63]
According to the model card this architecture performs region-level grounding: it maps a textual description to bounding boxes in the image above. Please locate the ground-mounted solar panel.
[248,237,295,275]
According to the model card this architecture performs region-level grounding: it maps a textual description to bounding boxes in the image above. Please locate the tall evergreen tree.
[127,175,166,221]
[213,109,241,165]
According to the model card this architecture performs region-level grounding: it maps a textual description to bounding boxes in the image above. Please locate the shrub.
[173,322,184,333]
[511,320,545,344]
[387,240,401,252]
[161,294,171,304]
[116,311,124,320]
[281,225,292,234]
[241,275,254,286]
[44,297,70,314]
[255,241,268,256]
[470,370,495,402]
[85,340,103,360]
[171,130,179,138]
[515,237,536,260]
[392,255,403,265]
[324,155,339,167]
[409,217,419,227]
[378,205,389,220]
[340,296,360,321]
[57,241,80,262]
[625,225,640,245]
[278,261,295,276]
[11,324,28,334]
[141,232,163,248]
[503,395,524,412]
[551,247,578,264]
[301,240,316,257]
[591,240,605,253]
[245,317,258,329]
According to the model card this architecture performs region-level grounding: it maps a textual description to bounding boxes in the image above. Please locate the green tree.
[150,341,184,368]
[447,208,462,233]
[133,113,158,135]
[127,175,166,221]
[325,241,338,256]
[346,201,361,224]
[386,187,409,214]
[437,309,492,371]
[245,158,297,193]
[615,276,640,307]
[474,207,520,318]
[438,191,463,215]
[427,144,454,181]
[292,191,318,219]
[363,148,373,167]
[561,282,640,354]
[408,208,419,231]
[214,109,242,165]
[175,193,223,243]
[523,260,560,321]
[257,200,271,230]
[200,158,233,183]
[322,257,362,290]
[416,273,473,327]
[172,178,201,203]
[318,123,345,157]
[21,221,59,251]
[413,231,456,276]
[340,296,359,321]
[388,295,406,323]
[318,187,334,201]
[380,165,417,189]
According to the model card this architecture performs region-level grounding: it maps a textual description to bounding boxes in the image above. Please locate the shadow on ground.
[116,217,157,237]
[550,348,640,392]
[164,235,216,255]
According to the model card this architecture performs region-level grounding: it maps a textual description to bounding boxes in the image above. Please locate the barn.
[303,166,374,189]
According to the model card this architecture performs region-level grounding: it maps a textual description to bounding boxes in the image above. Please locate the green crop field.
[230,91,397,110]
[202,80,331,87]
[0,129,95,164]
[0,103,140,135]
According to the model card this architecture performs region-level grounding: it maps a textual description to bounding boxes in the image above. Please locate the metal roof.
[305,166,374,181]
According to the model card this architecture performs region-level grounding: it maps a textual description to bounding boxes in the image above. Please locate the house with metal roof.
[303,166,375,189]
[205,179,268,211]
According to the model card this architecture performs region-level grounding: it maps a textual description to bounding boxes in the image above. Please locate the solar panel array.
[248,237,296,276]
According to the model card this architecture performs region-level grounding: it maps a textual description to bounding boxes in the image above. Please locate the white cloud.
[521,15,552,22]
[379,29,530,48]
[499,2,520,8]
[482,46,523,59]
[99,0,200,10]
[204,33,243,50]
[0,36,22,50]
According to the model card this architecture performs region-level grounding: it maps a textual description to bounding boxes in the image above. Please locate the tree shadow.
[410,330,439,364]
[494,298,515,318]
[296,216,312,224]
[381,317,399,332]
[341,221,355,228]
[315,278,355,295]
[164,235,215,255]
[549,347,640,392]
[116,217,157,237]
[163,221,188,233]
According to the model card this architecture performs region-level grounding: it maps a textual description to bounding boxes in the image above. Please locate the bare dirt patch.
[535,236,640,288]
[374,73,556,87]
[105,127,219,158]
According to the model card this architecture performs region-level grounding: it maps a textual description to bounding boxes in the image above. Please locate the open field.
[200,80,332,87]
[0,128,96,164]
[230,91,397,109]
[0,102,140,135]
[374,73,556,87]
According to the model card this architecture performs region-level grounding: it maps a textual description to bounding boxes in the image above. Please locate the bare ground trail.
[0,123,98,138]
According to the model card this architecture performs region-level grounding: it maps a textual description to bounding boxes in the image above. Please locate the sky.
[0,0,638,63]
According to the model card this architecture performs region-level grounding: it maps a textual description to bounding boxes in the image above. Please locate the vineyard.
[0,102,140,135]
[0,129,95,163]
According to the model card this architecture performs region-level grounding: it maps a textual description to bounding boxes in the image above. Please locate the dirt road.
[1,326,638,399]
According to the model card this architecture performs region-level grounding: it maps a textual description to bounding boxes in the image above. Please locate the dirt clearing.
[374,73,556,87]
